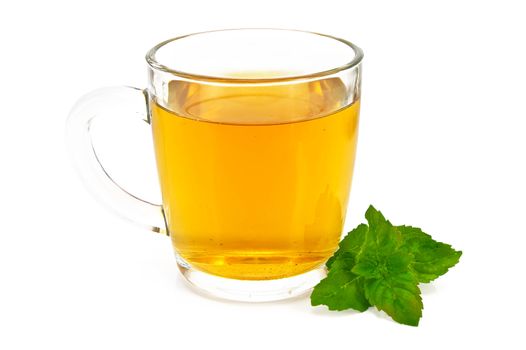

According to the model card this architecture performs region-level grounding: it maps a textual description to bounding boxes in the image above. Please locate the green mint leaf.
[397,225,463,283]
[311,253,370,311]
[326,224,368,269]
[364,273,423,326]
[362,205,402,256]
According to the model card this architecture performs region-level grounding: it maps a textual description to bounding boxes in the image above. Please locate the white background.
[1,0,525,348]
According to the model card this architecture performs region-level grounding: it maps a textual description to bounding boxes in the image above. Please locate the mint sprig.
[311,205,462,326]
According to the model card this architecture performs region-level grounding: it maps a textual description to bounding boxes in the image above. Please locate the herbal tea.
[151,77,360,280]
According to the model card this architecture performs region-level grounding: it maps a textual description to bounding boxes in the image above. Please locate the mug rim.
[145,28,363,84]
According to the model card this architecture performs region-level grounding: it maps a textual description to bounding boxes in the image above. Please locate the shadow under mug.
[66,29,363,302]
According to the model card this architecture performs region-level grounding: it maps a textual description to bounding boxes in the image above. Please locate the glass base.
[176,255,327,302]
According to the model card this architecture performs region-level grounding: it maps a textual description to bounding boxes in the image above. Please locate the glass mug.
[66,29,363,301]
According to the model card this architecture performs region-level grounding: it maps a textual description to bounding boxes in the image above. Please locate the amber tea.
[151,77,360,280]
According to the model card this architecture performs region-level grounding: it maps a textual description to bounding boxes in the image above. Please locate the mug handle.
[66,86,167,234]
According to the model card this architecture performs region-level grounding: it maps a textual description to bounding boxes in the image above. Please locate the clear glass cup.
[66,29,363,301]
